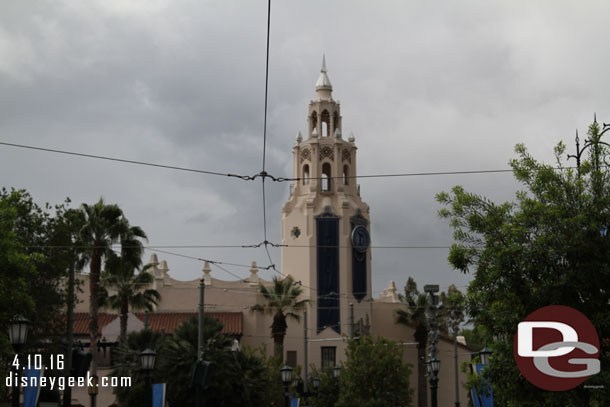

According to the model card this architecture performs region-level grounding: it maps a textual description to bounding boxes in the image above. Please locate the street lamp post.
[280,364,293,407]
[9,315,29,407]
[424,285,441,407]
[567,118,610,171]
[140,348,156,405]
[427,358,441,407]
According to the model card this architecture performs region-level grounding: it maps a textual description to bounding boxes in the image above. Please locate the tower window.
[322,163,332,191]
[343,165,349,185]
[303,164,309,185]
[310,111,318,131]
[333,111,340,134]
[321,110,330,137]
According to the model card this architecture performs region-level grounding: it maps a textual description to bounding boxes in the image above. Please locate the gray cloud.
[2,1,609,291]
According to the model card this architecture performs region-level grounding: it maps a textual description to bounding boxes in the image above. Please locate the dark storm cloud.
[2,0,610,290]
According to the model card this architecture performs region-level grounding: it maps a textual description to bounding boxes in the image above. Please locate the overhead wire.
[4,139,572,181]
[0,141,254,180]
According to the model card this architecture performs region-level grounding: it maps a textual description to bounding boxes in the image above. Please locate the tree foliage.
[336,337,413,407]
[111,316,283,407]
[437,121,610,406]
[0,188,82,401]
[100,255,160,341]
[77,197,147,379]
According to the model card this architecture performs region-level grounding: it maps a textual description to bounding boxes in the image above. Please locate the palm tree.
[78,198,147,386]
[109,328,165,407]
[251,276,309,361]
[100,254,161,341]
[395,277,429,407]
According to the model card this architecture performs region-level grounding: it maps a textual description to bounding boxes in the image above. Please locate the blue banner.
[471,364,493,407]
[152,383,166,407]
[23,367,43,407]
[290,398,300,407]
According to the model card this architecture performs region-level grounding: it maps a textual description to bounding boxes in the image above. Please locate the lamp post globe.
[430,357,441,374]
[9,316,29,407]
[280,364,293,385]
[280,365,293,407]
[140,348,157,372]
[8,315,29,347]
[333,365,341,379]
[312,376,320,390]
[479,347,492,365]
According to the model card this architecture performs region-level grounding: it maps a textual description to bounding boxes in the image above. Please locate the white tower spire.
[315,54,333,100]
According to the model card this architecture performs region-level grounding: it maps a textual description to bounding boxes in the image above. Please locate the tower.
[282,56,371,341]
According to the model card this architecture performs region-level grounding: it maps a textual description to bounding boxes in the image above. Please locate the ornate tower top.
[315,55,333,100]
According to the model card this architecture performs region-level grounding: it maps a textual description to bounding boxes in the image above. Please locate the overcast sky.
[2,1,609,296]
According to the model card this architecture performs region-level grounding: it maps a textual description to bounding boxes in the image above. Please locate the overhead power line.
[0,141,254,180]
[4,140,569,181]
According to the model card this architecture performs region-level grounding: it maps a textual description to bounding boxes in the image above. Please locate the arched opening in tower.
[321,163,332,191]
[333,111,340,134]
[310,111,317,132]
[303,164,309,185]
[321,110,330,137]
[343,165,349,185]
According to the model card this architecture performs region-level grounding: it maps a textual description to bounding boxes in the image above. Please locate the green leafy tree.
[0,189,83,401]
[155,316,282,407]
[336,336,413,407]
[440,284,466,338]
[78,198,147,385]
[310,365,340,407]
[251,276,309,361]
[437,121,610,406]
[100,254,160,341]
[460,324,487,357]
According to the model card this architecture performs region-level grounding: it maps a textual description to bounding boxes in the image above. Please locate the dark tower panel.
[316,213,340,333]
[351,214,369,301]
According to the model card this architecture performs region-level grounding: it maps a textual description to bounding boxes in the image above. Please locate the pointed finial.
[296,131,302,143]
[348,132,355,142]
[315,54,332,93]
[334,127,342,139]
[248,261,259,285]
[203,261,212,285]
[312,127,319,138]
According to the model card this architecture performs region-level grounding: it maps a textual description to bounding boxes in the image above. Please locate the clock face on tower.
[351,225,370,253]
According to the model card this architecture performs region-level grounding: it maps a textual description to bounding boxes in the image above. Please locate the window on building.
[343,165,349,185]
[322,163,332,191]
[321,346,336,369]
[287,350,297,368]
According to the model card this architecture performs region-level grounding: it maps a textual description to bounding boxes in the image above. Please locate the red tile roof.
[72,313,117,336]
[134,312,242,336]
[72,312,242,337]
